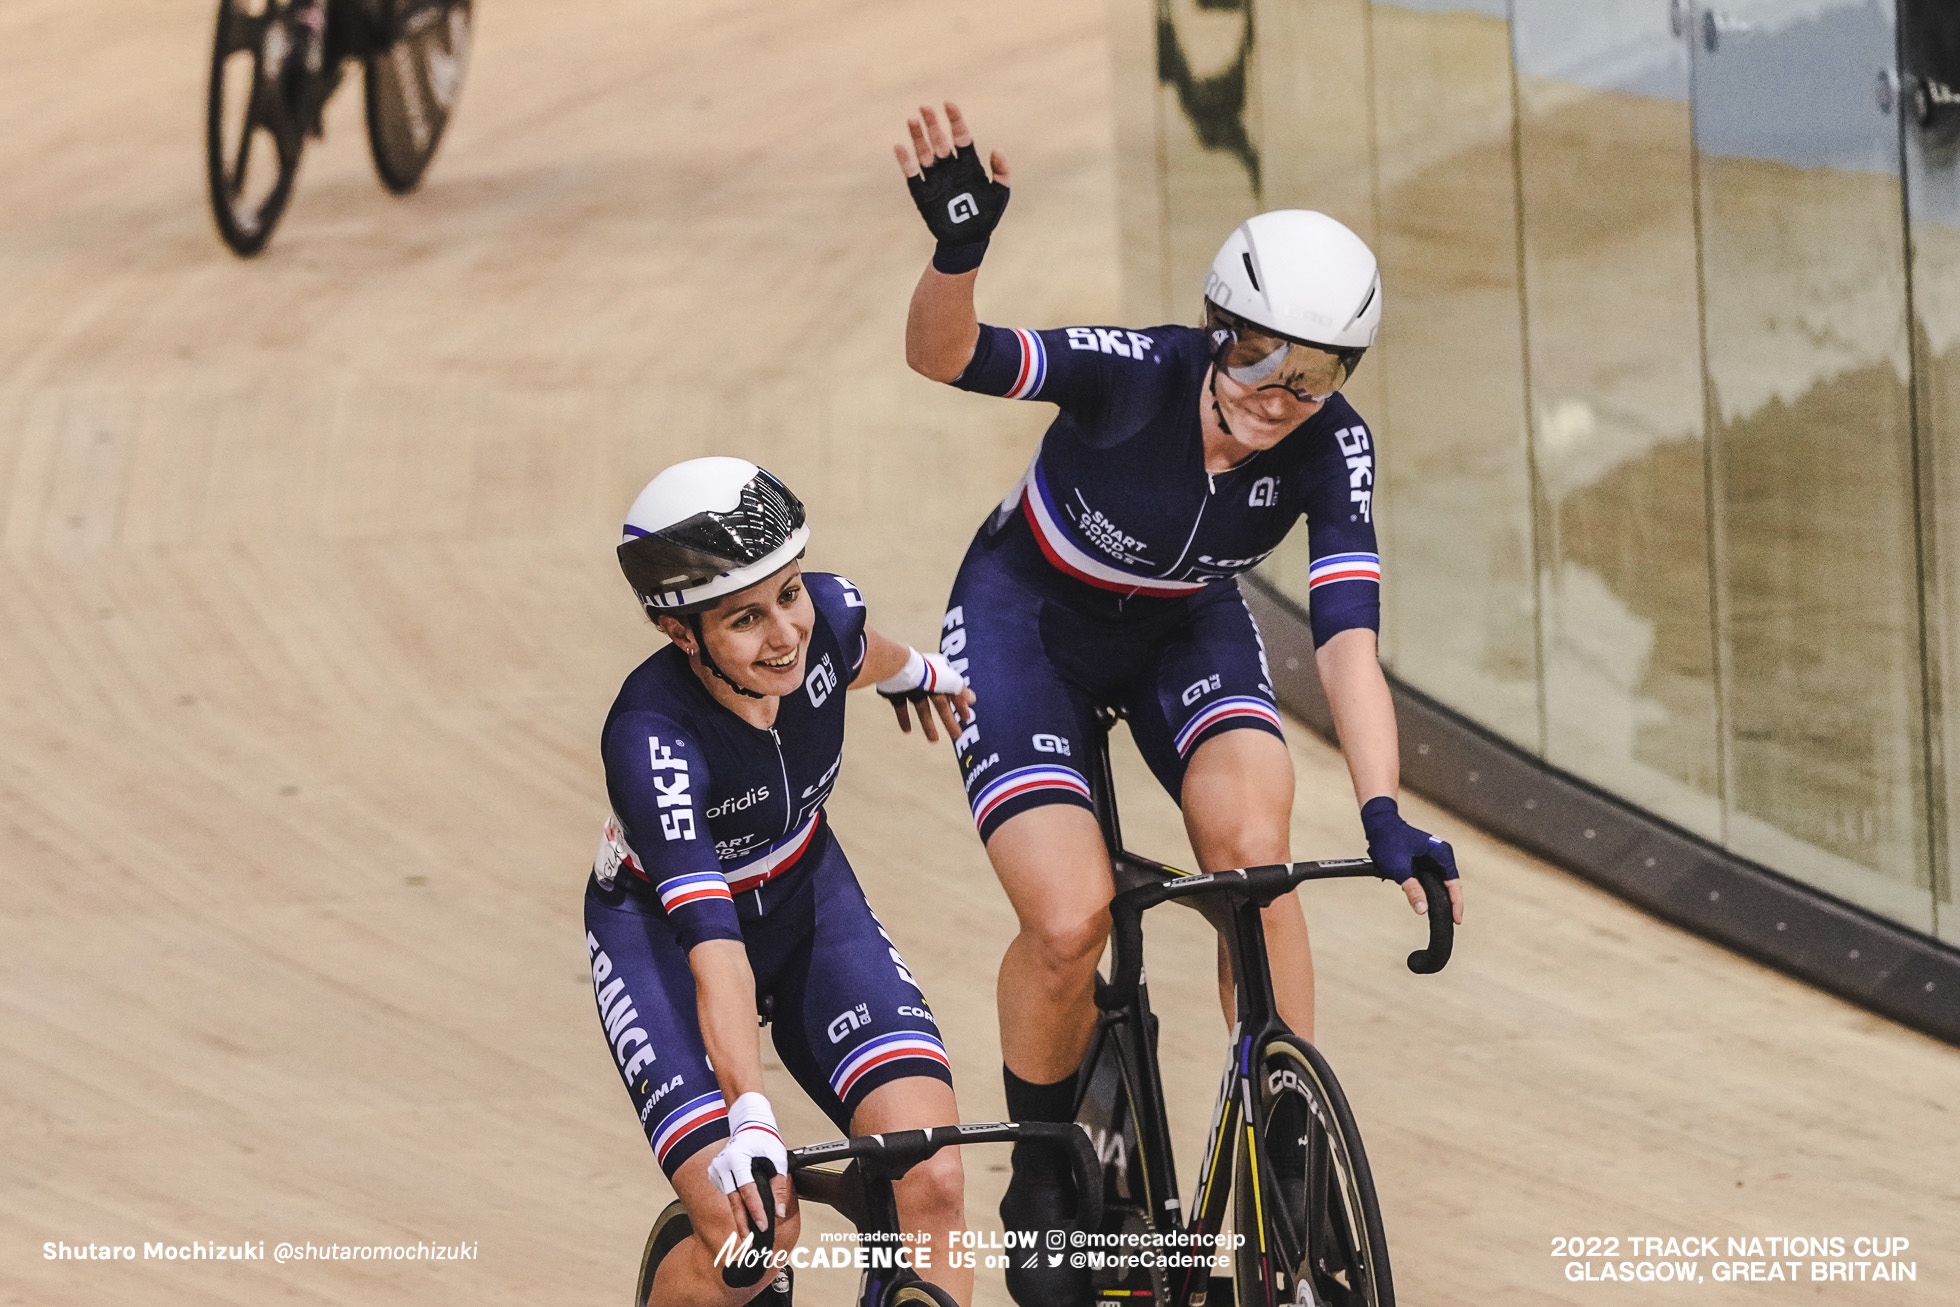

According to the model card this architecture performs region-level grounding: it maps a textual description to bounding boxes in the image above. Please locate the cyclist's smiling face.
[1208,367,1325,449]
[698,564,814,697]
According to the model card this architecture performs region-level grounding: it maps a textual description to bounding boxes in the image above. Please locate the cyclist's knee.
[897,1146,966,1232]
[1020,911,1109,976]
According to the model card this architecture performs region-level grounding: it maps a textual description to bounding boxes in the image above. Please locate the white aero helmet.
[1202,210,1381,400]
[617,457,809,615]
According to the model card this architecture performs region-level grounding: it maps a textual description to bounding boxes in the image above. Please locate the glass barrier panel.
[1512,0,1722,837]
[1363,0,1541,747]
[1693,0,1933,928]
[1901,0,1960,943]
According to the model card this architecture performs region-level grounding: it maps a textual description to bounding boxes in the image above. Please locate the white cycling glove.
[706,1092,789,1198]
[875,647,966,700]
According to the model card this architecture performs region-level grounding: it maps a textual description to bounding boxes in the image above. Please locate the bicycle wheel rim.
[206,0,303,255]
[364,0,471,193]
[1235,1034,1393,1307]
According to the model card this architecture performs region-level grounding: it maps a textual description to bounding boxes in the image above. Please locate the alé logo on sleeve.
[648,737,696,841]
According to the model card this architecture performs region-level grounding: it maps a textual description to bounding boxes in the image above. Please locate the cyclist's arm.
[855,624,975,742]
[906,265,983,382]
[852,625,922,688]
[1316,629,1397,806]
[689,938,768,1104]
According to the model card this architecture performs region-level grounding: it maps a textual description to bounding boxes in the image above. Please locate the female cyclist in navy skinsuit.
[893,105,1465,1303]
[588,457,976,1307]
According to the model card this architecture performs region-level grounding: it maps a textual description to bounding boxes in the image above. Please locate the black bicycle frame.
[1080,711,1450,1305]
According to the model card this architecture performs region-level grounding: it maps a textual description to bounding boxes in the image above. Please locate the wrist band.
[932,238,989,274]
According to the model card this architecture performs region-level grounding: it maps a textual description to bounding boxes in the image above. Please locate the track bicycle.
[1070,707,1454,1307]
[645,1122,1104,1307]
[205,0,472,255]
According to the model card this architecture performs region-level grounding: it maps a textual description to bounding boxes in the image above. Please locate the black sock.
[1003,1066,1079,1207]
[1003,1064,1077,1124]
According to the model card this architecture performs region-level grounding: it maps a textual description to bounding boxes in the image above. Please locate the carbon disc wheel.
[883,1281,960,1306]
[1233,1034,1392,1307]
[206,0,307,256]
[364,0,471,193]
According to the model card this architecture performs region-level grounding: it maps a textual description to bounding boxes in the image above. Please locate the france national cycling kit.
[583,572,953,1179]
[942,322,1382,841]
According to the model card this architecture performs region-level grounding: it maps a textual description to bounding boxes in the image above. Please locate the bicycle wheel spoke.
[228,78,261,196]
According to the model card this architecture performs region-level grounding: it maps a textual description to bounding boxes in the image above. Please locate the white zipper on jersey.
[1162,471,1217,580]
[765,727,793,911]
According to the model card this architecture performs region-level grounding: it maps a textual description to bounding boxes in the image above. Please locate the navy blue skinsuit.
[583,572,952,1178]
[942,323,1381,839]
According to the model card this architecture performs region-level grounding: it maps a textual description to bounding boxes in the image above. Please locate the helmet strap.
[1206,364,1236,438]
[685,613,766,700]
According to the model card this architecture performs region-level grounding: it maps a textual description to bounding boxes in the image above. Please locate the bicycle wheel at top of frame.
[206,0,307,256]
[1233,1034,1393,1307]
[364,0,472,194]
[882,1281,960,1307]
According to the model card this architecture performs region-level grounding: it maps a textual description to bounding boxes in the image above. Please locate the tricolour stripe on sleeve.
[1005,328,1047,400]
[1307,552,1381,590]
[656,871,733,914]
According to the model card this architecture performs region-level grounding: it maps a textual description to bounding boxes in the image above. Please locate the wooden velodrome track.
[4,2,1958,1304]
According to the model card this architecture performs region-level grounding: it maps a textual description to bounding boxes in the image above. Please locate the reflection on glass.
[1903,0,1960,943]
[1252,0,1385,609]
[1695,0,1932,927]
[1363,0,1539,746]
[1155,0,1263,307]
[1513,0,1722,837]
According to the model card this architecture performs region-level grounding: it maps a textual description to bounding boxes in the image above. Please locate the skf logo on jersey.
[1248,476,1279,508]
[1032,733,1071,756]
[947,193,978,223]
[828,1003,872,1044]
[1335,425,1374,522]
[1064,327,1156,359]
[805,653,838,707]
[648,737,696,841]
[1182,674,1223,706]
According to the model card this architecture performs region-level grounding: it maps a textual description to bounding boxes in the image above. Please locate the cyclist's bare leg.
[1180,729,1314,1041]
[647,1148,802,1307]
[851,1077,972,1305]
[984,804,1115,1083]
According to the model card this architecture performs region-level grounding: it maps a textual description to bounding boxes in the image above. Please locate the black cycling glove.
[906,142,1010,273]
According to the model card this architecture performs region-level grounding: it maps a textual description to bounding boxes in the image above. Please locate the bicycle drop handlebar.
[719,1121,1104,1287]
[1098,854,1454,1012]
[719,1158,780,1289]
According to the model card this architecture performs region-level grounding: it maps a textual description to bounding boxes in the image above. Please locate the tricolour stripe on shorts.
[969,765,1092,830]
[1005,328,1047,400]
[651,1092,727,1165]
[829,1032,951,1100]
[656,871,733,914]
[1174,696,1284,757]
[1306,552,1381,590]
